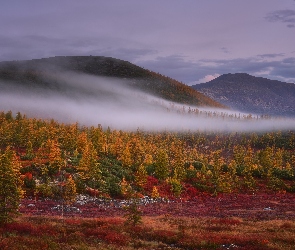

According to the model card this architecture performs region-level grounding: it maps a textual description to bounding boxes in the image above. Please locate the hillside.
[1,112,295,249]
[0,56,224,108]
[191,73,295,117]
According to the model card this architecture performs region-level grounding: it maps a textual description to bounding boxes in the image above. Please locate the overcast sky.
[1,0,295,85]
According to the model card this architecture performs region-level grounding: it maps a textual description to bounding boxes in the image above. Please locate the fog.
[1,72,295,132]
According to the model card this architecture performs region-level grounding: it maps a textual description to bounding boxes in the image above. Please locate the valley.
[0,57,295,249]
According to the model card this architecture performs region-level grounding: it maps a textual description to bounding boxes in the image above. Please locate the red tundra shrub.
[104,231,129,246]
[153,229,178,244]
[68,231,85,242]
[212,234,268,248]
[5,222,36,235]
[25,172,33,180]
[144,176,159,192]
[5,221,57,237]
[280,222,294,229]
[8,236,49,249]
[34,224,57,236]
[184,185,198,199]
[0,238,10,250]
[64,218,82,226]
[158,182,174,198]
[103,217,124,226]
[178,235,218,249]
[128,225,153,240]
[210,218,242,226]
[85,228,129,246]
[81,219,105,229]
[84,227,106,238]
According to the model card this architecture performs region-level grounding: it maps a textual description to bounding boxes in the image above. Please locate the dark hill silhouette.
[0,56,224,108]
[191,73,295,117]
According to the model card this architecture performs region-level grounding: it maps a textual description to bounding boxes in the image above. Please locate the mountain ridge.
[191,73,295,117]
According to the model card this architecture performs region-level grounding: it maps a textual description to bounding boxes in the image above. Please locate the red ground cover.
[19,192,295,220]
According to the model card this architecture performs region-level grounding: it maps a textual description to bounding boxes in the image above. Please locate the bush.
[104,231,129,246]
[5,222,35,235]
[153,229,178,245]
[273,168,294,181]
[84,228,129,246]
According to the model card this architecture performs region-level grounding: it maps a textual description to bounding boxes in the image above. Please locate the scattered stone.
[263,207,273,211]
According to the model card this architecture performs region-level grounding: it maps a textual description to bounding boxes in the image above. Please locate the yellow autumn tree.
[77,141,98,180]
[119,143,133,167]
[155,149,169,181]
[0,147,23,224]
[172,148,186,181]
[121,178,132,198]
[135,164,148,189]
[151,186,160,199]
[63,175,77,204]
[76,132,89,154]
[48,139,63,169]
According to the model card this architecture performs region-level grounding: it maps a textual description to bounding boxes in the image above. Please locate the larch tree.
[119,143,133,167]
[120,177,132,198]
[63,175,77,205]
[172,148,186,181]
[76,132,89,154]
[77,142,95,180]
[48,139,63,169]
[151,186,160,199]
[0,147,23,225]
[135,164,148,189]
[25,140,34,160]
[76,141,103,193]
[154,149,169,181]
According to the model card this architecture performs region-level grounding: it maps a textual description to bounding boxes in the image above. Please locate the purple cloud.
[265,9,295,28]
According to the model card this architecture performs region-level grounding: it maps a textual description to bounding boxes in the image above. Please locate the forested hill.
[191,73,295,117]
[0,56,224,108]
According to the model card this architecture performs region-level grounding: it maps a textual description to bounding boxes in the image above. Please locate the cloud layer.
[0,1,294,85]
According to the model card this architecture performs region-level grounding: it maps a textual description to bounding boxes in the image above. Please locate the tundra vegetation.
[1,110,295,249]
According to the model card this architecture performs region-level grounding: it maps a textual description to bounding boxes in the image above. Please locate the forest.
[1,110,295,200]
[1,110,295,249]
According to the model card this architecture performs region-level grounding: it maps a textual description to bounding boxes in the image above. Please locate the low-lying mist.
[1,71,295,132]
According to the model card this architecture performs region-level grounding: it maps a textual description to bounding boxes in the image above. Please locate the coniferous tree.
[48,139,63,169]
[172,148,186,181]
[120,143,133,167]
[151,186,160,198]
[155,149,169,181]
[76,141,101,192]
[63,175,77,204]
[0,147,23,225]
[124,201,142,226]
[25,140,34,160]
[135,164,148,189]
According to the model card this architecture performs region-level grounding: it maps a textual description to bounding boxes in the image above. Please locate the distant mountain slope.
[191,73,295,117]
[0,56,224,108]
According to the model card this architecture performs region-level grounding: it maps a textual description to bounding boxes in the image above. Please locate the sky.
[1,0,295,85]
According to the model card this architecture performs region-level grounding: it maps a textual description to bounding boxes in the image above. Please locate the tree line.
[1,110,295,223]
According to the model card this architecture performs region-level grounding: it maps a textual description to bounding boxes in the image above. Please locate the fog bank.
[1,72,295,132]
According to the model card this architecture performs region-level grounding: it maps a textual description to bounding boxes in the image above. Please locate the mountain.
[191,73,295,117]
[0,56,224,108]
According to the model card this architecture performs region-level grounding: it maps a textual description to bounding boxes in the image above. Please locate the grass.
[1,215,295,249]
